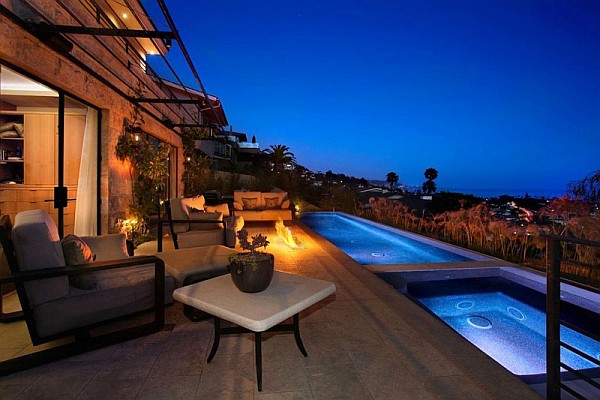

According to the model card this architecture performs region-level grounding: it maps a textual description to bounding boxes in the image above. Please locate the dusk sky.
[151,1,600,197]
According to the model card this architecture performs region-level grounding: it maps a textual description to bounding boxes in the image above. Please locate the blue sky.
[153,0,600,196]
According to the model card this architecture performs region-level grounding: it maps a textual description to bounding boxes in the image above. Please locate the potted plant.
[228,229,274,293]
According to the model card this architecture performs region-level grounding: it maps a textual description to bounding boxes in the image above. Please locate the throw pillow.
[242,197,258,210]
[264,197,280,209]
[61,234,97,290]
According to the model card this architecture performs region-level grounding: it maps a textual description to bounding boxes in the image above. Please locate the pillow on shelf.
[0,122,23,135]
[0,130,19,138]
[61,234,97,290]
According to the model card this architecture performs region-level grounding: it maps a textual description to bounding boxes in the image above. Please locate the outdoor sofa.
[233,190,293,222]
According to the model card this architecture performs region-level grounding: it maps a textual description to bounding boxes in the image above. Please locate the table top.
[173,271,336,332]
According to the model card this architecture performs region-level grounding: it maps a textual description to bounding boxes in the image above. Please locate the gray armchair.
[0,210,174,375]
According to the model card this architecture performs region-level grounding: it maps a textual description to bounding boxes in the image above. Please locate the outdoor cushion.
[177,229,224,248]
[242,197,259,209]
[81,234,129,261]
[182,195,205,213]
[205,203,230,217]
[189,211,223,230]
[33,264,175,337]
[61,234,96,290]
[263,197,280,209]
[11,209,69,305]
[156,245,237,287]
[169,198,191,234]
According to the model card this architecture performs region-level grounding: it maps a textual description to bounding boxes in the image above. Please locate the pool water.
[404,276,600,377]
[301,212,473,264]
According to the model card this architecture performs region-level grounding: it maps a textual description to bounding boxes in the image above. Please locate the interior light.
[134,134,140,142]
[122,13,128,18]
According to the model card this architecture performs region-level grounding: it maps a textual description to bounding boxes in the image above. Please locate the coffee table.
[173,271,336,391]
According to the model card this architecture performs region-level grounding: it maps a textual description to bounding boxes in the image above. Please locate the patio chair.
[0,209,174,376]
[163,195,244,250]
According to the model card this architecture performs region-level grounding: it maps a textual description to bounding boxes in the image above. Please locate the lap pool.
[301,212,489,264]
[378,267,600,380]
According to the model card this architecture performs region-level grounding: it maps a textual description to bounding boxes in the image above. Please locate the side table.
[173,271,336,391]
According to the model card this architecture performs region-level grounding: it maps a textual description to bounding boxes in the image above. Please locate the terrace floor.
[0,221,543,399]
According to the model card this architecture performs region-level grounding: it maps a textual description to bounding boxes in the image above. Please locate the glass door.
[0,64,98,237]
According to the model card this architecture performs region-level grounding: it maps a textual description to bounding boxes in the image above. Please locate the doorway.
[0,64,99,237]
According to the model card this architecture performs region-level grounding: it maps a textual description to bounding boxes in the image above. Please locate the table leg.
[207,317,221,363]
[293,313,308,357]
[255,332,262,391]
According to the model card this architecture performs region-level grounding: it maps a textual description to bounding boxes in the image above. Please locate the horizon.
[148,1,600,194]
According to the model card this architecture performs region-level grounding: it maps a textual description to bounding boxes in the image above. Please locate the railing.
[546,235,600,400]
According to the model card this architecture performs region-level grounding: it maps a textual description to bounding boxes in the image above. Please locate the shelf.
[0,137,24,141]
[1,160,24,163]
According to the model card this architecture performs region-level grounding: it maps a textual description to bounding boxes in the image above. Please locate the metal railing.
[546,235,600,399]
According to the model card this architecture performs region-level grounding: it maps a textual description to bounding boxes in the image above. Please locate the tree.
[263,144,296,172]
[386,172,399,190]
[569,170,600,203]
[422,167,438,195]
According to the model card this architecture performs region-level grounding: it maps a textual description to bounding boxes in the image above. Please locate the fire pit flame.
[275,218,301,249]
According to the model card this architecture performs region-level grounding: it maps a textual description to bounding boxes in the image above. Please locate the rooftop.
[0,222,541,399]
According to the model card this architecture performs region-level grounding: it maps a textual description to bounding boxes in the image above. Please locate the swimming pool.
[301,212,487,265]
[378,267,600,380]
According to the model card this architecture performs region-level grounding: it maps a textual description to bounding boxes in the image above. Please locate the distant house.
[196,129,260,170]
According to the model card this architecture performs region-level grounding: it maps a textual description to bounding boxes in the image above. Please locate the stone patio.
[0,221,541,399]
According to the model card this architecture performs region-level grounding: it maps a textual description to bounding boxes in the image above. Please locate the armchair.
[164,195,244,250]
[0,210,174,375]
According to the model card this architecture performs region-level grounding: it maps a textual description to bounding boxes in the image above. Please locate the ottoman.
[155,245,238,320]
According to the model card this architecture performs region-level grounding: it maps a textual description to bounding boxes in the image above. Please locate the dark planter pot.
[228,253,274,293]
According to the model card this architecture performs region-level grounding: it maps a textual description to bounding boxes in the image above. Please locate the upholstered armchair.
[0,210,174,375]
[164,195,244,250]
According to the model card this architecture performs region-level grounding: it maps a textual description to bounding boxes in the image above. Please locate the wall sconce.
[186,156,191,162]
[134,133,140,141]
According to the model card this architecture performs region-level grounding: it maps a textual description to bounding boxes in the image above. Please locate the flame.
[275,218,301,249]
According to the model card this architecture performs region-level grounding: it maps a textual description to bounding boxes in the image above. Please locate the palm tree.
[422,168,438,195]
[386,172,399,190]
[263,144,296,172]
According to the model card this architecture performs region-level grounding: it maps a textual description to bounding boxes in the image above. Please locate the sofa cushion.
[178,229,225,248]
[242,197,259,210]
[81,234,129,261]
[263,197,280,209]
[182,195,206,213]
[62,234,97,290]
[233,201,243,211]
[33,263,175,338]
[169,198,190,234]
[189,211,223,230]
[205,203,230,217]
[11,210,69,305]
[281,199,291,209]
[261,209,293,221]
[156,245,237,287]
[263,192,288,209]
[234,191,262,209]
